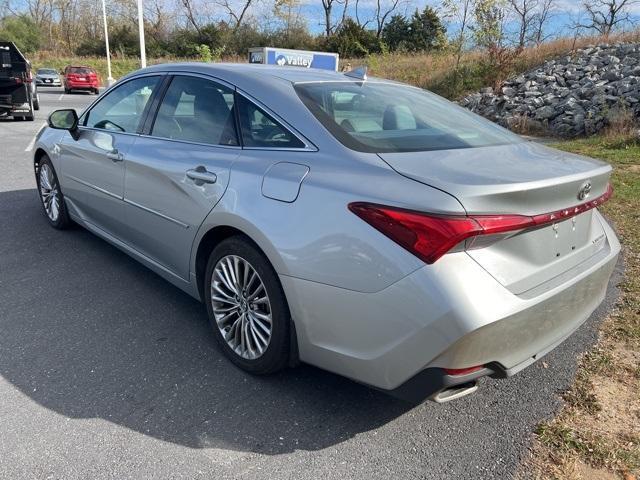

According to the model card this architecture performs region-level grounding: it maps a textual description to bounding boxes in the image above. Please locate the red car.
[63,65,100,94]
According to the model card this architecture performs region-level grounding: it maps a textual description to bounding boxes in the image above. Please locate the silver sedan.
[35,68,62,87]
[34,63,619,403]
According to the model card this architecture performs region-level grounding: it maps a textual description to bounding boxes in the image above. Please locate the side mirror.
[48,109,78,131]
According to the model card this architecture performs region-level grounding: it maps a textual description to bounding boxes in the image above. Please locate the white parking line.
[58,93,64,101]
[25,122,48,152]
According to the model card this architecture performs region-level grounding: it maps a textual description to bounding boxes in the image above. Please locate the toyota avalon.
[33,63,620,403]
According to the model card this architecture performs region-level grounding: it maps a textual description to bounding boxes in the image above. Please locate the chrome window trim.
[241,145,316,152]
[76,126,141,138]
[136,134,242,150]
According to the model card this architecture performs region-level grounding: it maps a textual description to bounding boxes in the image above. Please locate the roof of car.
[137,62,374,84]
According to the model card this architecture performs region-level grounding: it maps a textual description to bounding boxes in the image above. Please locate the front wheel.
[36,156,71,229]
[205,236,290,374]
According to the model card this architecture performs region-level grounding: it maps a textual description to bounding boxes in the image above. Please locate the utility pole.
[137,0,147,68]
[101,0,114,86]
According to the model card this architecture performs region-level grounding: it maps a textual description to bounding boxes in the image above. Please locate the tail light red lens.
[348,183,612,265]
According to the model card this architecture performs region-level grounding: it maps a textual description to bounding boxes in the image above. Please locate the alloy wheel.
[211,255,272,359]
[39,164,60,222]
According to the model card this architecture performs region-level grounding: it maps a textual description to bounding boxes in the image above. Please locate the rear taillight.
[349,183,613,264]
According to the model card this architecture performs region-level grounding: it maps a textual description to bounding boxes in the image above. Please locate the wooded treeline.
[0,0,637,58]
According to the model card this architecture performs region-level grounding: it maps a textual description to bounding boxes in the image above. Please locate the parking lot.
[0,87,622,479]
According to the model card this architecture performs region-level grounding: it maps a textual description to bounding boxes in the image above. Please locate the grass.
[360,30,640,99]
[526,132,640,479]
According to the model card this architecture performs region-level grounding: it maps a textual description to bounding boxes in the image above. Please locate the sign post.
[101,0,114,86]
[137,0,147,68]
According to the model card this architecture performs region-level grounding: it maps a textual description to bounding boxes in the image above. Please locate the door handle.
[186,167,217,185]
[106,149,124,162]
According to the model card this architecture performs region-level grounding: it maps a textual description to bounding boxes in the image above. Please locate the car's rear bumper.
[282,210,620,401]
[66,83,98,89]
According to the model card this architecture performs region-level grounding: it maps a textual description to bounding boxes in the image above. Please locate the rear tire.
[205,236,290,375]
[33,93,40,110]
[36,155,71,229]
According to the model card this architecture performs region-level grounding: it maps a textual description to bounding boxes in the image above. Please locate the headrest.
[382,105,417,130]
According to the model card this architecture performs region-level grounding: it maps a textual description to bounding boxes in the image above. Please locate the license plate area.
[467,210,608,294]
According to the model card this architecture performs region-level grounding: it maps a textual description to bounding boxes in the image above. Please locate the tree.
[407,6,446,52]
[274,0,303,38]
[216,0,255,32]
[507,0,538,47]
[442,0,473,71]
[381,14,410,51]
[473,0,521,88]
[373,0,401,37]
[579,0,638,36]
[473,0,507,50]
[324,17,381,56]
[531,0,555,45]
[320,0,338,36]
[0,15,41,53]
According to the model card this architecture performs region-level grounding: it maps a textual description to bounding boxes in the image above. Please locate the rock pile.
[458,43,640,137]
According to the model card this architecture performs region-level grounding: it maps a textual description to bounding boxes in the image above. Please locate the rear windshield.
[294,81,521,153]
[69,67,95,75]
[37,69,57,75]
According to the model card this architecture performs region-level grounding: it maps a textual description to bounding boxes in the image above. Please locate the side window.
[151,76,238,146]
[237,95,305,148]
[84,76,159,133]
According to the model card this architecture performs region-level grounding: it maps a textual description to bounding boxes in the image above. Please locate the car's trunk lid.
[378,140,613,296]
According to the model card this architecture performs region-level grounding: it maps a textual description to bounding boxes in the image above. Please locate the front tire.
[205,236,290,374]
[36,156,71,229]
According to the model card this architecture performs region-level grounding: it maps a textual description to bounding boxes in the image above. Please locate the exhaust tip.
[431,381,478,403]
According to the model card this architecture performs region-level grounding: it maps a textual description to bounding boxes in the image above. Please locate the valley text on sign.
[248,47,339,71]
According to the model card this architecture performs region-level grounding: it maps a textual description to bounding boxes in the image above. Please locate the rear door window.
[151,75,238,146]
[237,95,304,148]
[69,67,94,75]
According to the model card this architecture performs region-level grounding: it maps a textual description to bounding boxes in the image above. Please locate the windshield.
[37,69,57,75]
[294,81,522,153]
[69,67,94,75]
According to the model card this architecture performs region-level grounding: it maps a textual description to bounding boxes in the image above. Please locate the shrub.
[0,15,41,53]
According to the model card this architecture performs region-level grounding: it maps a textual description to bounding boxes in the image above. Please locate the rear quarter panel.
[191,146,466,294]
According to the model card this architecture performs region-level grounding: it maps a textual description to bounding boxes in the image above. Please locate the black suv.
[0,41,39,121]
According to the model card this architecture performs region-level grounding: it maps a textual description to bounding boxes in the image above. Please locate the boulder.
[458,42,640,137]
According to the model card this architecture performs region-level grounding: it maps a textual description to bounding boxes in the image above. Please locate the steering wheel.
[94,119,125,132]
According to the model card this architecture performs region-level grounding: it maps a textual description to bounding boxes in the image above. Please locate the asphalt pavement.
[0,87,623,479]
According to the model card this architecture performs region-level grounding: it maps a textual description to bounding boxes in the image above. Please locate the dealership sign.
[248,47,339,71]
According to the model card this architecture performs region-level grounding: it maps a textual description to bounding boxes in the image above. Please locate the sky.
[290,0,640,37]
